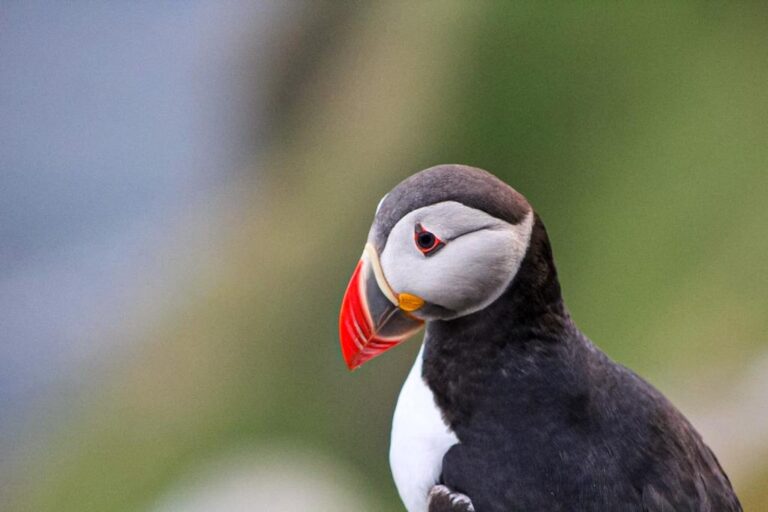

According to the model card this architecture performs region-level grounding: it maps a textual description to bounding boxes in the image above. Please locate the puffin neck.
[422,216,579,430]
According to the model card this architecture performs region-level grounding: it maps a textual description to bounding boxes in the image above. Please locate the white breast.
[390,344,458,512]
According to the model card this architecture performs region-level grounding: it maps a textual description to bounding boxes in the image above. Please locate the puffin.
[338,165,741,512]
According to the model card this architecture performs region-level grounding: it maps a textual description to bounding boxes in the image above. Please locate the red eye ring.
[414,224,444,256]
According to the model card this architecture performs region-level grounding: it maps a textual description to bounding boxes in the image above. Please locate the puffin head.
[339,164,536,370]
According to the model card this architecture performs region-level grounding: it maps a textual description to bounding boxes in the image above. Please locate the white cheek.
[380,206,533,318]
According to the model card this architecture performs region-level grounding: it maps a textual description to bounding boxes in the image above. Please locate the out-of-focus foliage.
[6,2,767,511]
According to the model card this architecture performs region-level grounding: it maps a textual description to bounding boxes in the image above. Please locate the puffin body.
[338,165,741,512]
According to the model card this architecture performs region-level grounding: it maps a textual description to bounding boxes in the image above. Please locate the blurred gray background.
[1,2,767,511]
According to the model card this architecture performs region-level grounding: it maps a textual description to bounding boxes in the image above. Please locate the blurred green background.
[2,2,767,511]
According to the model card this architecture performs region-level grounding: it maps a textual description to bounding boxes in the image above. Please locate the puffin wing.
[428,485,475,512]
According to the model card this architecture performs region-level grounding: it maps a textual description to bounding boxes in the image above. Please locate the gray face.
[373,200,534,320]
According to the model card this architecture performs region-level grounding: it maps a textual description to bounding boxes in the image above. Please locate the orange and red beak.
[339,244,424,370]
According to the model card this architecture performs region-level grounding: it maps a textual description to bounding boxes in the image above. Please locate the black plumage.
[375,166,741,512]
[425,215,739,511]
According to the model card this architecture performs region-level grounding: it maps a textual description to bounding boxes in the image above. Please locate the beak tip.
[341,350,358,371]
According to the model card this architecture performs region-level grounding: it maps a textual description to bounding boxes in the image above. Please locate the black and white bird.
[338,165,741,512]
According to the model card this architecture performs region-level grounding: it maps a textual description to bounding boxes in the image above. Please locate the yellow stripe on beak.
[397,293,424,312]
[363,243,425,312]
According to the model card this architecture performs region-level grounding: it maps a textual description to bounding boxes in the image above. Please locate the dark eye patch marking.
[445,223,498,242]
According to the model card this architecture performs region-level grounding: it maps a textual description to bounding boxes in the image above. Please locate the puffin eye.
[414,224,444,256]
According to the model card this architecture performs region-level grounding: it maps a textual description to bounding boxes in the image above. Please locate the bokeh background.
[2,2,767,511]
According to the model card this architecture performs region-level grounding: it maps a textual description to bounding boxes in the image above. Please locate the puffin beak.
[339,244,424,370]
